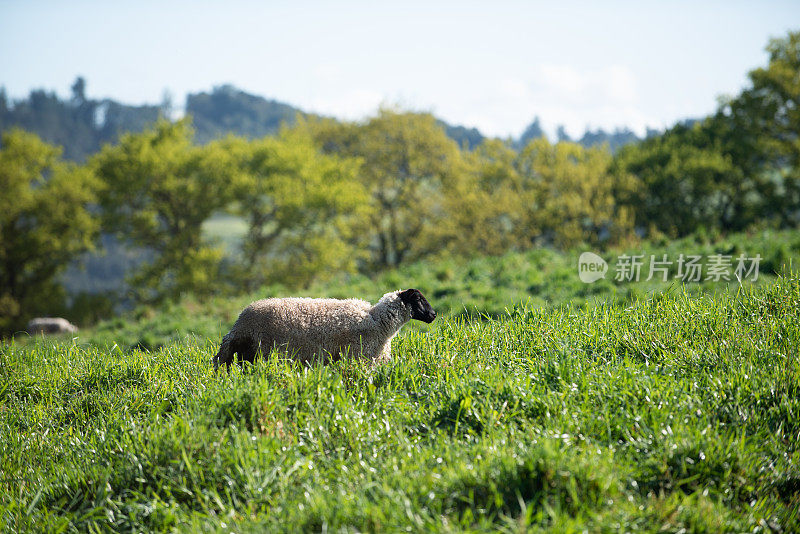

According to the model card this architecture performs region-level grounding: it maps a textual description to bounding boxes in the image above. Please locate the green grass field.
[2,231,800,531]
[73,228,800,351]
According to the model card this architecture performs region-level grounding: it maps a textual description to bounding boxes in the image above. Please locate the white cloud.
[536,64,638,105]
[537,64,586,99]
[604,65,638,103]
[451,64,655,139]
[293,63,655,139]
[305,88,385,121]
[313,62,343,85]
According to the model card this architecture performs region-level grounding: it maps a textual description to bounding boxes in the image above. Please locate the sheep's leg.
[234,338,266,367]
[236,342,255,366]
[213,335,235,372]
[376,339,393,363]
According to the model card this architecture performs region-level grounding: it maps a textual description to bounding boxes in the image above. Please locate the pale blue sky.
[1,1,797,138]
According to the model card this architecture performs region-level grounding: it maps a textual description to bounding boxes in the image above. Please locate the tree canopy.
[0,129,99,334]
[615,31,800,236]
[92,119,238,302]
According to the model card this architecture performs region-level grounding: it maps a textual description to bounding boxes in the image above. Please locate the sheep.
[27,317,78,335]
[213,288,436,370]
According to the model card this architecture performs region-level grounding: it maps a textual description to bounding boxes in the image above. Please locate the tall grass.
[69,227,800,351]
[2,276,799,531]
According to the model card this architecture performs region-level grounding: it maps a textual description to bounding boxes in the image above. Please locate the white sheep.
[27,317,79,335]
[213,288,436,370]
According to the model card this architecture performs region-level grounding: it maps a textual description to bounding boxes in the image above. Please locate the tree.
[440,139,528,256]
[70,76,87,105]
[358,110,467,266]
[222,130,370,290]
[438,120,484,150]
[719,31,800,227]
[614,123,745,236]
[578,127,641,153]
[518,137,635,247]
[92,119,237,303]
[304,110,467,268]
[614,31,800,236]
[556,125,571,143]
[0,130,99,335]
[516,117,545,149]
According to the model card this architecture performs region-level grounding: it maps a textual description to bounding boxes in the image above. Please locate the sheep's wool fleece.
[226,291,411,363]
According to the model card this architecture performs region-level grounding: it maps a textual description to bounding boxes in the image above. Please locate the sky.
[1,1,798,139]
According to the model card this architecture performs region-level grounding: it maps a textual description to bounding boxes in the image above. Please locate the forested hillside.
[186,85,308,144]
[1,81,646,164]
[0,78,163,162]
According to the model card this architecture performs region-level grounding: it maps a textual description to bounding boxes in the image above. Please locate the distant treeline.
[1,31,798,336]
[1,80,651,163]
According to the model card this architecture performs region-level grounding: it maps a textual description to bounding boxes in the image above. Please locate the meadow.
[2,230,800,531]
[86,228,799,351]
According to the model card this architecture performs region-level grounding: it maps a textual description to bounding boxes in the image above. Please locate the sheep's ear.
[398,289,421,304]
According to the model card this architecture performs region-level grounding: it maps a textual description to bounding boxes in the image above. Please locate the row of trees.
[0,77,165,162]
[1,80,641,163]
[1,31,798,335]
[92,110,636,292]
[0,112,633,333]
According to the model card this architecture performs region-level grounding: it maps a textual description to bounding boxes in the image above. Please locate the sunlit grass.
[2,276,799,531]
[64,227,800,351]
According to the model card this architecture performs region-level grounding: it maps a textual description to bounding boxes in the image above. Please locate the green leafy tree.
[305,109,466,268]
[518,138,635,247]
[719,30,800,226]
[614,123,744,236]
[0,129,99,335]
[222,130,370,290]
[92,119,237,303]
[441,139,527,256]
[616,31,800,236]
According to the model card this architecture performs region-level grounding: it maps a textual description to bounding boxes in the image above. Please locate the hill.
[60,228,800,350]
[3,269,798,531]
[2,78,656,162]
[0,79,491,160]
[0,79,163,162]
[186,85,308,144]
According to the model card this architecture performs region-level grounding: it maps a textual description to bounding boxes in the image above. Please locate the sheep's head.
[398,289,436,323]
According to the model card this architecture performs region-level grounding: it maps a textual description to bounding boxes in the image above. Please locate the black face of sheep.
[399,289,437,323]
